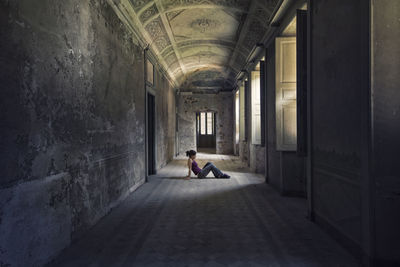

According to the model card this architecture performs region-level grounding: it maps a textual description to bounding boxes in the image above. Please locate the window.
[251,68,261,145]
[239,83,246,140]
[200,112,206,134]
[275,37,297,151]
[146,59,154,85]
[235,90,240,144]
[199,112,214,135]
[207,113,213,135]
[196,113,199,133]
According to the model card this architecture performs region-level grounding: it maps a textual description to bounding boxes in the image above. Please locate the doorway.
[196,111,216,153]
[235,90,240,155]
[147,93,156,175]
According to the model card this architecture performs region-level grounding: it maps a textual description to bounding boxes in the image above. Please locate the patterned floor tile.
[49,154,360,267]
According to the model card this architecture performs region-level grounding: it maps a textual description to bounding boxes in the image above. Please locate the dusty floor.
[49,153,359,267]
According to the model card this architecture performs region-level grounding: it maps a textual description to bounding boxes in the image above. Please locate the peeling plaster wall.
[235,91,266,174]
[248,74,265,174]
[249,145,265,174]
[232,94,239,156]
[0,0,174,265]
[177,93,233,155]
[155,71,176,170]
[239,141,249,163]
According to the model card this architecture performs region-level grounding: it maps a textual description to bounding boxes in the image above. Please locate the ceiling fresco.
[108,0,281,91]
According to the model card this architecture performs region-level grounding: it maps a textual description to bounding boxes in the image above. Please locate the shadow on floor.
[197,147,216,154]
[48,159,359,267]
[172,159,250,174]
[166,176,231,180]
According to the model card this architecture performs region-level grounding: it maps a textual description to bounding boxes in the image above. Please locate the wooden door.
[297,10,308,156]
[251,70,262,144]
[197,112,216,148]
[276,37,297,151]
[239,83,246,141]
[147,93,156,175]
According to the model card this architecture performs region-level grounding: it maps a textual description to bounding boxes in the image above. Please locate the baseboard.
[314,213,400,267]
[371,258,400,267]
[314,213,363,264]
[281,190,306,198]
[129,178,146,193]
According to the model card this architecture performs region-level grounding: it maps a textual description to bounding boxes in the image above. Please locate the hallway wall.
[234,80,266,174]
[249,145,265,174]
[177,93,233,155]
[155,72,176,170]
[0,0,175,266]
[239,141,249,162]
[371,0,400,264]
[265,42,305,196]
[310,0,370,262]
[248,75,266,174]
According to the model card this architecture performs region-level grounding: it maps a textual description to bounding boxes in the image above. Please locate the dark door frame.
[144,48,157,180]
[305,1,314,221]
[196,111,217,150]
[146,90,156,177]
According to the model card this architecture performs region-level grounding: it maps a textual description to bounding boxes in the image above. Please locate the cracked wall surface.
[155,71,176,170]
[0,0,175,265]
[177,93,233,155]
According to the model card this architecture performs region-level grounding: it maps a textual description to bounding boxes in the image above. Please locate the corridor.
[1,0,399,266]
[50,153,357,267]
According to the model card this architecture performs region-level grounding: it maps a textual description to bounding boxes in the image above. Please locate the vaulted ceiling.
[109,0,281,91]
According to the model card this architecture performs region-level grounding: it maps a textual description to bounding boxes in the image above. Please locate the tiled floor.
[49,153,359,267]
[196,147,216,154]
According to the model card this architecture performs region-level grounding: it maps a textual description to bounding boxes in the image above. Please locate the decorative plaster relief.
[165,53,179,65]
[129,0,153,12]
[122,0,280,91]
[154,36,172,52]
[191,18,220,33]
[163,0,250,10]
[242,20,267,50]
[139,4,159,24]
[252,6,271,23]
[177,39,236,49]
[145,17,163,38]
[166,10,185,21]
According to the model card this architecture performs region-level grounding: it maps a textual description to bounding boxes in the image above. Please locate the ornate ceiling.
[108,0,280,91]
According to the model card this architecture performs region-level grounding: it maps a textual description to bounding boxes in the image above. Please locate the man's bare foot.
[184,177,191,180]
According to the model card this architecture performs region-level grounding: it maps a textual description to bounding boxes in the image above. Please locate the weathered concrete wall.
[249,145,265,174]
[371,0,400,264]
[0,0,174,266]
[155,70,176,170]
[239,141,249,163]
[232,93,239,156]
[177,93,233,155]
[248,72,265,174]
[310,0,370,262]
[240,109,266,174]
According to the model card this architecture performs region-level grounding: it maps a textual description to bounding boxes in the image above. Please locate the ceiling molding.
[161,4,248,14]
[108,0,282,91]
[154,0,187,75]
